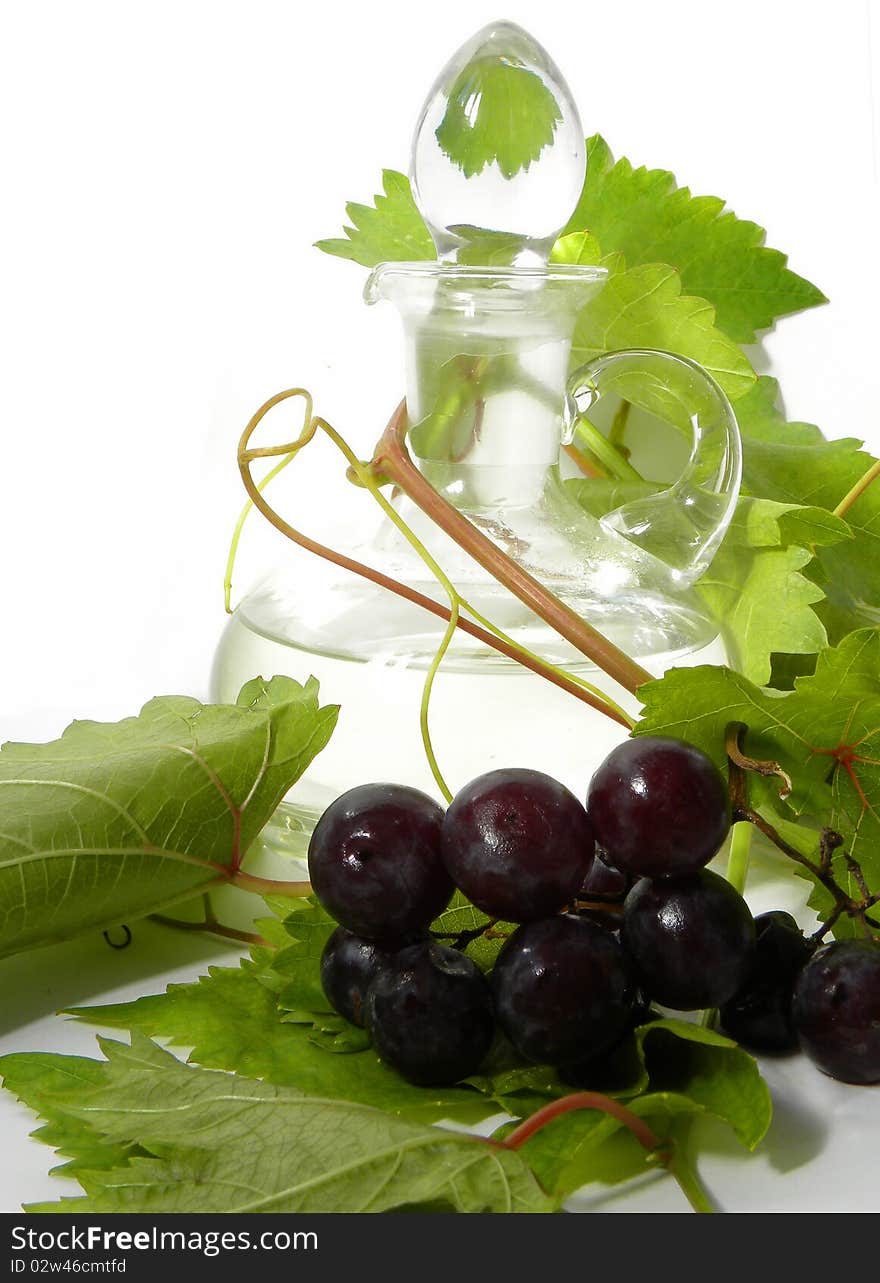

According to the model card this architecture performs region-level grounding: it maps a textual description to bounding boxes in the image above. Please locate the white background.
[0,0,878,1213]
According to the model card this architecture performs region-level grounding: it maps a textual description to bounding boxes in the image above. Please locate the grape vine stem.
[725,723,879,935]
[230,869,311,898]
[369,401,652,696]
[494,1093,715,1214]
[725,722,791,799]
[232,390,636,729]
[154,894,270,946]
[499,1091,663,1154]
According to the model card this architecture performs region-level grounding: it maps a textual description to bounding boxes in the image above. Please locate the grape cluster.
[308,741,880,1088]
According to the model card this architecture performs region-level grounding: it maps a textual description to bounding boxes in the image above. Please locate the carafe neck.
[365,263,605,510]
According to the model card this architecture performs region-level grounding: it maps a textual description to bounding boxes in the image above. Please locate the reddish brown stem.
[724,724,880,934]
[231,869,311,898]
[486,1095,714,1211]
[744,809,880,933]
[741,808,847,903]
[845,853,872,902]
[150,913,268,948]
[237,391,632,727]
[563,442,606,479]
[371,403,652,696]
[725,721,792,800]
[573,897,625,916]
[499,1091,664,1156]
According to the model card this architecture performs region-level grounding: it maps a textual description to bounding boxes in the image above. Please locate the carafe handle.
[565,349,742,585]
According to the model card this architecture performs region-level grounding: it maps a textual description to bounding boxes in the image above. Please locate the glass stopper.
[410,21,587,266]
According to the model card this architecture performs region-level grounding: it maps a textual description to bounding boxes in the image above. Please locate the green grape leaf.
[566,478,849,686]
[0,678,338,960]
[631,1020,771,1148]
[733,374,826,446]
[452,228,537,266]
[315,170,436,267]
[513,1019,770,1201]
[521,1094,707,1203]
[270,897,337,1017]
[735,378,880,643]
[435,56,561,179]
[565,135,827,342]
[65,962,536,1126]
[265,900,370,1052]
[264,890,511,1036]
[0,1053,137,1175]
[567,378,870,679]
[696,497,851,684]
[406,354,505,462]
[55,967,775,1211]
[571,255,756,406]
[429,889,516,973]
[550,231,603,266]
[566,477,660,520]
[64,933,773,1137]
[0,1036,553,1214]
[42,917,775,1210]
[699,543,825,687]
[68,896,532,1126]
[635,629,880,909]
[279,1011,371,1055]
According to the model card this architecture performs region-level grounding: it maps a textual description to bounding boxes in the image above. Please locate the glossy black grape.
[492,914,636,1065]
[365,941,494,1085]
[579,849,633,900]
[622,870,755,1010]
[720,911,813,1052]
[559,994,659,1090]
[442,768,595,921]
[320,927,404,1028]
[308,783,452,939]
[791,938,880,1084]
[574,850,630,934]
[587,736,730,878]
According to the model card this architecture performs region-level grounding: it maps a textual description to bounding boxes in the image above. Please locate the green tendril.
[232,395,636,796]
[224,389,313,613]
[419,609,459,803]
[460,597,636,730]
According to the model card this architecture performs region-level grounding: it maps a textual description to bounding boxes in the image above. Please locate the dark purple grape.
[575,851,630,934]
[579,849,633,900]
[720,911,813,1052]
[442,768,595,922]
[320,927,405,1028]
[365,941,494,1085]
[492,914,636,1065]
[791,938,880,1084]
[587,736,730,878]
[622,870,755,1010]
[307,783,452,939]
[559,993,659,1089]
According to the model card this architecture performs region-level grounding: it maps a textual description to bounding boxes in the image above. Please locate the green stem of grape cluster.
[574,413,643,481]
[725,823,753,896]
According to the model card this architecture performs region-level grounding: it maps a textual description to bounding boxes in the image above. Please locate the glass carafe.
[211,21,741,846]
[365,260,740,655]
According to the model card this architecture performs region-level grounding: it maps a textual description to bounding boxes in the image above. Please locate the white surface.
[0,0,878,1214]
